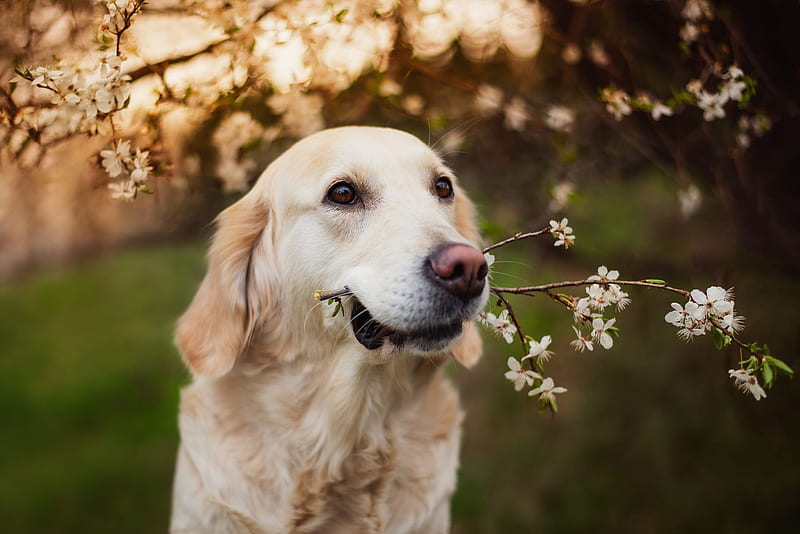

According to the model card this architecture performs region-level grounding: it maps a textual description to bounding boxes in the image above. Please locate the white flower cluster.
[211,112,266,193]
[503,356,567,408]
[12,54,131,139]
[549,218,575,248]
[253,1,397,94]
[686,66,748,122]
[102,139,152,200]
[478,310,567,407]
[679,0,713,45]
[473,85,576,135]
[736,113,772,149]
[601,88,632,121]
[404,0,543,62]
[570,266,630,351]
[101,0,144,33]
[664,286,744,341]
[602,65,751,125]
[601,88,673,122]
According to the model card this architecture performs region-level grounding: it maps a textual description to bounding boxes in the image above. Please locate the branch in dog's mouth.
[315,286,463,351]
[314,287,352,301]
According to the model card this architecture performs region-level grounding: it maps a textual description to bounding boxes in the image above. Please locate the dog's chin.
[350,297,463,353]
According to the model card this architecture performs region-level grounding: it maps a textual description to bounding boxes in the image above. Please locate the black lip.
[350,297,463,351]
[350,298,393,350]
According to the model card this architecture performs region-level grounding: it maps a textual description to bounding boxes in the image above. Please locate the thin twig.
[483,226,551,254]
[492,279,691,298]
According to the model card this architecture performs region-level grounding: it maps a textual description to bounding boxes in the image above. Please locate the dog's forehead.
[285,127,444,184]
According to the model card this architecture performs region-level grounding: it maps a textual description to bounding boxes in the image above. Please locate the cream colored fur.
[170,126,486,533]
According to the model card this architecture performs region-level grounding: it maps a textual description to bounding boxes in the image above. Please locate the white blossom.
[591,317,616,349]
[651,102,673,120]
[505,357,541,391]
[544,105,575,133]
[607,284,631,311]
[697,90,727,121]
[503,97,529,131]
[587,41,609,67]
[728,369,766,401]
[573,296,595,321]
[523,335,554,364]
[528,377,568,402]
[100,139,131,178]
[601,88,632,121]
[477,310,517,344]
[129,149,151,184]
[561,44,581,64]
[682,0,713,22]
[679,22,700,44]
[401,94,425,116]
[108,180,136,200]
[588,265,619,282]
[678,184,702,218]
[550,218,576,249]
[474,84,504,115]
[570,326,594,352]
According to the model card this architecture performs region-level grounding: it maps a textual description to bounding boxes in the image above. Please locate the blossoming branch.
[479,219,793,412]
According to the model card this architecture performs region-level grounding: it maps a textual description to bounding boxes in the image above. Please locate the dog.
[170,126,489,533]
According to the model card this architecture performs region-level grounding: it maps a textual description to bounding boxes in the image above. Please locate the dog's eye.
[435,177,454,199]
[327,182,358,205]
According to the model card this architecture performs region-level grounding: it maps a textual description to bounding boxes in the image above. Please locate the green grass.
[0,243,205,534]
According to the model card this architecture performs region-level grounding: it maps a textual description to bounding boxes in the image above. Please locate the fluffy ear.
[451,320,483,368]
[175,196,273,377]
[451,186,484,367]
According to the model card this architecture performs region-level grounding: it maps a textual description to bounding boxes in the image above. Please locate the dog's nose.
[427,243,488,301]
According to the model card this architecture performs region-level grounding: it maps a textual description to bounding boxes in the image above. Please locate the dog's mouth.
[350,297,463,352]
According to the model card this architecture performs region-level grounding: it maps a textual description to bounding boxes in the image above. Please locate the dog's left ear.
[452,186,484,368]
[175,195,275,377]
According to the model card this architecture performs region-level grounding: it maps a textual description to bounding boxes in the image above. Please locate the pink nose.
[427,243,488,301]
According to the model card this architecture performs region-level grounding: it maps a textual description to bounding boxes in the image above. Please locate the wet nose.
[427,243,488,301]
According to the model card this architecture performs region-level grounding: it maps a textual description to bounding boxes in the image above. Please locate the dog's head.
[176,126,488,376]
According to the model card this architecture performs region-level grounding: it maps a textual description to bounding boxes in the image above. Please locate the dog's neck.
[227,341,447,480]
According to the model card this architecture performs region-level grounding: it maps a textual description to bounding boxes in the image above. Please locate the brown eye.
[435,176,454,199]
[327,182,358,205]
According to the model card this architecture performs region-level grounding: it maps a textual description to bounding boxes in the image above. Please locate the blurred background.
[1,0,799,532]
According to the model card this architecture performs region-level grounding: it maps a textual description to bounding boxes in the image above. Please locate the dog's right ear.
[175,195,275,377]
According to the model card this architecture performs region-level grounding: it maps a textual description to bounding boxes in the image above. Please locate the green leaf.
[139,187,154,194]
[712,328,731,350]
[540,397,558,414]
[335,8,348,22]
[762,362,774,388]
[644,279,667,285]
[765,356,794,377]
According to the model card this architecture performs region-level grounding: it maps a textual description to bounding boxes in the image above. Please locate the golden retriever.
[170,126,488,533]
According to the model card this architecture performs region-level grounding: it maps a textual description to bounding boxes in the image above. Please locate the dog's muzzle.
[349,243,488,352]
